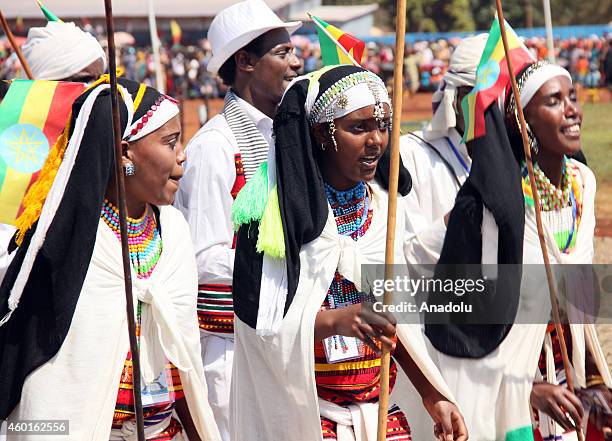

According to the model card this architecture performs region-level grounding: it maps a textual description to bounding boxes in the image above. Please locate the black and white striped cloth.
[224,90,269,181]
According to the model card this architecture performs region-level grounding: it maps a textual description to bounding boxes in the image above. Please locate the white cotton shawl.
[9,206,221,441]
[22,22,107,80]
[231,182,456,441]
[523,160,611,440]
[523,160,611,388]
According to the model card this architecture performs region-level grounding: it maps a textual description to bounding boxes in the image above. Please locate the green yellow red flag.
[310,14,365,66]
[0,80,84,225]
[461,17,535,143]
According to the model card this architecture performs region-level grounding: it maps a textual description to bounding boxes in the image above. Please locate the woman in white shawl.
[230,65,467,441]
[0,77,220,440]
[504,61,612,440]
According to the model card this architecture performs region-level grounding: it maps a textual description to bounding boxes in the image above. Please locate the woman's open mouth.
[359,154,380,169]
[561,123,581,139]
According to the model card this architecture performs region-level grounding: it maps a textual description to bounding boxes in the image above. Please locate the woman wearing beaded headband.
[0,78,221,440]
[230,65,467,441]
[503,61,612,440]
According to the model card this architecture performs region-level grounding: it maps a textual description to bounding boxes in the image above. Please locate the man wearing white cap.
[0,21,107,285]
[174,1,301,439]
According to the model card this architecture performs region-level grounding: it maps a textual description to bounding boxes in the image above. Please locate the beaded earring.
[368,79,386,124]
[526,123,539,154]
[321,142,326,151]
[326,106,339,151]
[124,162,135,176]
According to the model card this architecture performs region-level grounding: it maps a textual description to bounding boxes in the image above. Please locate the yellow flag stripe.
[0,167,31,223]
[337,47,353,65]
[18,80,56,125]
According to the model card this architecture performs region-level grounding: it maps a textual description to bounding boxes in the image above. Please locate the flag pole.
[0,10,34,79]
[377,0,406,438]
[495,1,582,439]
[542,0,555,62]
[103,0,146,439]
[146,0,165,93]
[307,12,360,66]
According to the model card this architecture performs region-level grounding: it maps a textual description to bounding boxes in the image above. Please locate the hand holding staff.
[495,1,584,440]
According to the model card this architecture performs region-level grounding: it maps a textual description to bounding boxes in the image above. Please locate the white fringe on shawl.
[9,206,221,441]
[231,182,457,441]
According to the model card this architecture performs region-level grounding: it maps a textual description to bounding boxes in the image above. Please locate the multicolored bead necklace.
[521,158,583,253]
[521,159,572,211]
[101,199,162,279]
[324,181,374,351]
[325,181,372,240]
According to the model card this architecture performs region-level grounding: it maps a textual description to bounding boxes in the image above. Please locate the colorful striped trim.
[198,283,234,334]
[320,405,410,440]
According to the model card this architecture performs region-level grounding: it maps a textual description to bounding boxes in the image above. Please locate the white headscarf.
[518,63,572,109]
[22,22,107,80]
[424,33,488,140]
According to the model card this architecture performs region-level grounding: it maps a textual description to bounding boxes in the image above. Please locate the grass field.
[581,102,612,219]
[400,102,612,217]
[582,102,612,181]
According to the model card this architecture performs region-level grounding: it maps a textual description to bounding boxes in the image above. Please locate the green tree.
[380,0,475,31]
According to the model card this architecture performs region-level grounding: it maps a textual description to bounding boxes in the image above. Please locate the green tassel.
[256,185,285,258]
[231,162,268,230]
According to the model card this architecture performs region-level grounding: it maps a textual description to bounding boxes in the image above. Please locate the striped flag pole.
[377,0,406,438]
[495,1,583,440]
[103,0,146,439]
[0,9,33,79]
[307,12,360,66]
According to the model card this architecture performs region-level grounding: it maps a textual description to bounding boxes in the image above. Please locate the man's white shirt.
[174,96,273,285]
[400,128,471,266]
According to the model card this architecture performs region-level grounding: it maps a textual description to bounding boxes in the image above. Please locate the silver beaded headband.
[307,71,388,126]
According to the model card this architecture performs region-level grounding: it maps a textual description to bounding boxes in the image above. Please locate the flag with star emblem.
[461,17,535,143]
[0,80,84,225]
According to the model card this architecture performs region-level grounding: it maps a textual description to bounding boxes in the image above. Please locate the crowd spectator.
[2,32,611,95]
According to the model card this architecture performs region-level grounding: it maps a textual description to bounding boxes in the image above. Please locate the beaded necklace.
[101,199,163,278]
[521,159,572,211]
[521,158,583,253]
[324,181,372,240]
[324,181,373,351]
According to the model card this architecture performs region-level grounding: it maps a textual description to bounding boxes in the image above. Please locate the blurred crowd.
[2,32,612,98]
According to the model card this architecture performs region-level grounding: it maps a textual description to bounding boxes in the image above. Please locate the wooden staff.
[377,0,407,438]
[103,1,145,439]
[0,10,34,79]
[495,1,583,439]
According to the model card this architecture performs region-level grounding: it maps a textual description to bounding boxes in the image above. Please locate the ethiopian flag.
[461,17,534,143]
[310,14,365,66]
[0,80,84,225]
